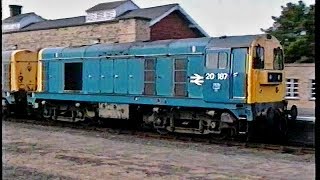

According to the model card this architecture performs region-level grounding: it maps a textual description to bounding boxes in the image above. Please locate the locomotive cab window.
[273,47,284,70]
[253,45,264,69]
[206,52,228,69]
[64,63,83,91]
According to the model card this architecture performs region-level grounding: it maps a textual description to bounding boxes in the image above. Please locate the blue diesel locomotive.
[30,34,297,137]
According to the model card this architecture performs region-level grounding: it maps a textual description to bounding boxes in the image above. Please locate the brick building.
[2,0,208,51]
[284,63,315,117]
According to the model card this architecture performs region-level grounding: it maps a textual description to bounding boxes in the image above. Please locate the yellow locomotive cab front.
[10,50,38,92]
[247,35,286,104]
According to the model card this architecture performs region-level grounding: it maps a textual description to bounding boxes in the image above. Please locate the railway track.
[3,116,315,155]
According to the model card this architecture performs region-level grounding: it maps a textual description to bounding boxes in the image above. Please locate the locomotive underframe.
[2,92,295,139]
[34,99,261,136]
[142,107,248,136]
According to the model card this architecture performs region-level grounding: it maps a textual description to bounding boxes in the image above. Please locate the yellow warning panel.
[11,50,38,92]
[247,36,286,103]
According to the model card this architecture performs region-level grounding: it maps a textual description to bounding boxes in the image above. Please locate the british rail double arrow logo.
[190,74,204,86]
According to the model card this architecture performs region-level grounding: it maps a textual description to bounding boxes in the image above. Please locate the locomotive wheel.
[156,128,170,135]
[245,122,256,142]
[273,109,288,142]
[265,107,275,127]
[289,105,298,121]
[41,106,53,120]
[211,129,229,140]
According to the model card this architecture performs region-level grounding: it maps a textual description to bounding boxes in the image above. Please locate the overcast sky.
[2,0,315,36]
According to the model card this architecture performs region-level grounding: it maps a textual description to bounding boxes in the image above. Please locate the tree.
[261,1,314,63]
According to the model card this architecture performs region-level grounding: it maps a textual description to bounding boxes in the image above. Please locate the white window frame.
[310,79,315,101]
[285,78,299,100]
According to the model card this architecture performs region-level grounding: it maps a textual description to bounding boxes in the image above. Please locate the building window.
[285,78,299,99]
[310,79,315,100]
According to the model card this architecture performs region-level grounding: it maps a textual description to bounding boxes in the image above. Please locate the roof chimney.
[9,5,22,17]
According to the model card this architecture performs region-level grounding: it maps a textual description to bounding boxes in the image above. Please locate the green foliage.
[261,1,314,63]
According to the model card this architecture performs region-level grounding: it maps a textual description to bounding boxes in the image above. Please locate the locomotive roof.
[208,34,262,48]
[40,34,272,58]
[91,34,264,49]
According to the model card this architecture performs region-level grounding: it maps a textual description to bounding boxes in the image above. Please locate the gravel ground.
[2,121,315,180]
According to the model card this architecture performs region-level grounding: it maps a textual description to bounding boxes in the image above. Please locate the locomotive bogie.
[141,107,246,135]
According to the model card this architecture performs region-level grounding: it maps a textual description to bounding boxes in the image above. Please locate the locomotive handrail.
[38,52,204,61]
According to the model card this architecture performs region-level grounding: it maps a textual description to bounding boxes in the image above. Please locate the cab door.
[203,48,231,103]
[48,61,62,93]
[230,48,247,100]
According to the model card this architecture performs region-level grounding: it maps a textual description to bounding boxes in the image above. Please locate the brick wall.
[150,11,200,41]
[2,18,150,51]
[284,63,315,116]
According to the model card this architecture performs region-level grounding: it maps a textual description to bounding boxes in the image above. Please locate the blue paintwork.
[37,36,273,121]
[48,61,63,93]
[231,48,247,99]
[168,38,211,54]
[41,48,63,92]
[128,59,144,95]
[114,59,128,94]
[156,58,173,96]
[100,59,114,93]
[83,59,100,93]
[203,48,231,102]
[187,56,204,98]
